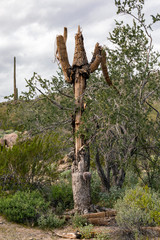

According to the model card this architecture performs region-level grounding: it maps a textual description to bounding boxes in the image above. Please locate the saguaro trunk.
[72,27,91,213]
[14,57,18,101]
[56,26,112,213]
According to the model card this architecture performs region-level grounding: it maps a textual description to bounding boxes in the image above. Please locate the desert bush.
[99,186,124,208]
[0,133,62,191]
[115,186,160,233]
[90,171,102,204]
[79,224,94,239]
[95,232,110,240]
[0,190,49,225]
[72,213,88,228]
[49,180,73,211]
[123,170,139,189]
[37,210,65,228]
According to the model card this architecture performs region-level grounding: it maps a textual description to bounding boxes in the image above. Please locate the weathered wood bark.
[56,26,114,213]
[57,27,92,213]
[72,28,91,213]
[56,35,71,83]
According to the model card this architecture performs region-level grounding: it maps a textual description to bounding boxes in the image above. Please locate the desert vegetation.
[0,0,160,239]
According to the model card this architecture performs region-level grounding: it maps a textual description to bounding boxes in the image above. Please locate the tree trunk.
[112,164,125,188]
[95,148,110,192]
[72,146,91,213]
[71,28,91,213]
[116,168,125,188]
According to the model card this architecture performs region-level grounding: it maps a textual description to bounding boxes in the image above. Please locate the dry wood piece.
[83,212,106,219]
[90,55,102,73]
[83,210,117,219]
[63,27,67,44]
[101,50,120,94]
[72,28,88,67]
[105,209,117,217]
[90,42,101,63]
[141,227,160,237]
[56,35,71,83]
[88,217,116,226]
[53,231,77,239]
[101,50,112,86]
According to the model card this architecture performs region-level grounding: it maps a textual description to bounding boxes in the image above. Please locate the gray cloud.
[0,0,159,102]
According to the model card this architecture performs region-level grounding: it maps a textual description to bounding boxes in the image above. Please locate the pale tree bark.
[56,26,114,213]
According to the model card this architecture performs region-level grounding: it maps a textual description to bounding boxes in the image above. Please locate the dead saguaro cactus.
[14,57,18,101]
[56,26,114,213]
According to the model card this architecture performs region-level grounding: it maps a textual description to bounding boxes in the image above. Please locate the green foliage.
[81,0,160,191]
[79,224,94,239]
[99,186,124,208]
[90,171,102,204]
[135,154,160,191]
[123,170,139,189]
[90,171,125,207]
[19,71,74,135]
[115,186,160,232]
[0,1,159,217]
[49,180,73,211]
[0,133,62,191]
[94,232,110,240]
[37,210,65,229]
[72,213,88,228]
[0,190,49,224]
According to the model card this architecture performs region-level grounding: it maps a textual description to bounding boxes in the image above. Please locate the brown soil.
[1,215,160,240]
[0,215,119,240]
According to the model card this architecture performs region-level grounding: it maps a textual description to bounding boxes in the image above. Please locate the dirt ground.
[0,215,119,240]
[1,215,160,240]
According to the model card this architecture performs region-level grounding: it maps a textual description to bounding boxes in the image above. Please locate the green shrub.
[37,210,65,228]
[123,170,139,189]
[115,186,160,232]
[72,213,88,228]
[49,181,73,210]
[99,186,124,208]
[95,232,110,240]
[79,224,94,239]
[0,190,49,224]
[0,133,61,191]
[91,171,102,204]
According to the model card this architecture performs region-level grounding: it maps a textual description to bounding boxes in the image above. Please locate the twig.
[27,81,71,111]
[58,89,73,99]
[145,101,160,120]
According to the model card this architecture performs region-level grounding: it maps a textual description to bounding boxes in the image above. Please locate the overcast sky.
[0,0,159,102]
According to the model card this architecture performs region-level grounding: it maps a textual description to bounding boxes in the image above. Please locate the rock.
[58,153,73,172]
[0,138,5,146]
[58,162,72,172]
[54,232,77,239]
[2,132,18,147]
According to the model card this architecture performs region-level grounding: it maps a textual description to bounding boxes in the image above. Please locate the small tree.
[80,0,160,191]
